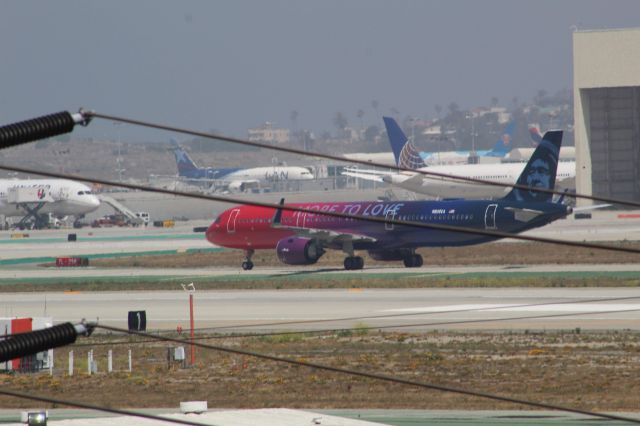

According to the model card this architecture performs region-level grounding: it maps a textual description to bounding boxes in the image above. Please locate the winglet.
[272,198,285,226]
[528,125,543,145]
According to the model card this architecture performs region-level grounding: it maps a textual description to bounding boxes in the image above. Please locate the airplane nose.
[89,196,101,210]
[205,223,220,244]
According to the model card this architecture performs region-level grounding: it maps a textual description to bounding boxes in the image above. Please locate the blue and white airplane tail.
[485,121,516,157]
[383,116,427,170]
[503,130,562,203]
[172,144,200,175]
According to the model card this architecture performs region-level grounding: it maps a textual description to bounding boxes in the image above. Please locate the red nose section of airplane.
[205,215,223,245]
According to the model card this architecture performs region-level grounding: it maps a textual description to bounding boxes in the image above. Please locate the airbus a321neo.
[207,130,571,270]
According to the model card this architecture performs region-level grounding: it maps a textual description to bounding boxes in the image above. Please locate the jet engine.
[367,249,414,261]
[276,237,325,265]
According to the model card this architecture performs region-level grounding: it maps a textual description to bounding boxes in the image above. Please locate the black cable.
[0,322,90,362]
[0,111,90,149]
[0,163,638,258]
[95,324,640,424]
[84,110,640,209]
[0,388,215,426]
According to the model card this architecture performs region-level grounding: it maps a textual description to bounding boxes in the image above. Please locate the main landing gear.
[342,240,364,270]
[343,256,364,270]
[403,253,423,268]
[241,249,255,271]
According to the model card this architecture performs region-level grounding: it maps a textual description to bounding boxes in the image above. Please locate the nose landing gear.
[241,249,254,270]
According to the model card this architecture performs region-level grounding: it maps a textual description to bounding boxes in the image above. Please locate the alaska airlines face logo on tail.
[508,132,561,203]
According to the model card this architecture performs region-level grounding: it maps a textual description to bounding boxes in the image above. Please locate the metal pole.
[68,350,73,376]
[189,293,195,366]
[108,350,113,373]
[128,349,132,372]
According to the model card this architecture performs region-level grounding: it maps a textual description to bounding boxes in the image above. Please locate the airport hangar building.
[574,28,640,207]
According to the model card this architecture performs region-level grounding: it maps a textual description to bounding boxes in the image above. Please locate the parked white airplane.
[0,179,101,228]
[173,145,314,192]
[343,117,575,199]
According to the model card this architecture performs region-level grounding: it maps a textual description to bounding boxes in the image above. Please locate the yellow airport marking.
[348,288,363,292]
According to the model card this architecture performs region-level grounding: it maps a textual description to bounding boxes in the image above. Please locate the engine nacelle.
[367,249,413,261]
[276,237,325,265]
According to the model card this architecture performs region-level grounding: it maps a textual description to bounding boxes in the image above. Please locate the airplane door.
[227,209,240,233]
[385,211,395,231]
[484,204,498,229]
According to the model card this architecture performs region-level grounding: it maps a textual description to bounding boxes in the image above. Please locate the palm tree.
[333,112,348,133]
[357,109,364,127]
[371,100,380,123]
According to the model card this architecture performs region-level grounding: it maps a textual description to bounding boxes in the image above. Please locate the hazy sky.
[2,0,639,142]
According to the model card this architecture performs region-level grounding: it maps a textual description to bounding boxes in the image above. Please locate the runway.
[3,287,640,331]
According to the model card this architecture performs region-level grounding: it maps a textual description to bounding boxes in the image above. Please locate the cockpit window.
[213,216,222,224]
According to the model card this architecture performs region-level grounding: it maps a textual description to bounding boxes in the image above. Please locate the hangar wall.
[573,28,640,206]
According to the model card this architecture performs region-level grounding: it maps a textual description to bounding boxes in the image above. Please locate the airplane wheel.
[241,261,254,271]
[344,257,354,270]
[344,256,364,270]
[403,255,423,268]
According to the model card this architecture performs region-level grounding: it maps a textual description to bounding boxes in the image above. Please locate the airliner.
[207,130,575,270]
[343,117,575,199]
[343,120,515,167]
[173,146,314,192]
[0,179,101,228]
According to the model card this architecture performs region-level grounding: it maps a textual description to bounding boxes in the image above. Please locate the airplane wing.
[342,170,386,183]
[272,223,377,244]
[271,199,376,244]
[342,166,397,175]
[572,204,611,212]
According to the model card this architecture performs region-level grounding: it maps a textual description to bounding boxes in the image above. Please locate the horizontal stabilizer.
[505,206,544,222]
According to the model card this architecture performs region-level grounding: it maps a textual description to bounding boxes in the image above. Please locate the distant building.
[248,122,290,144]
[471,107,511,124]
